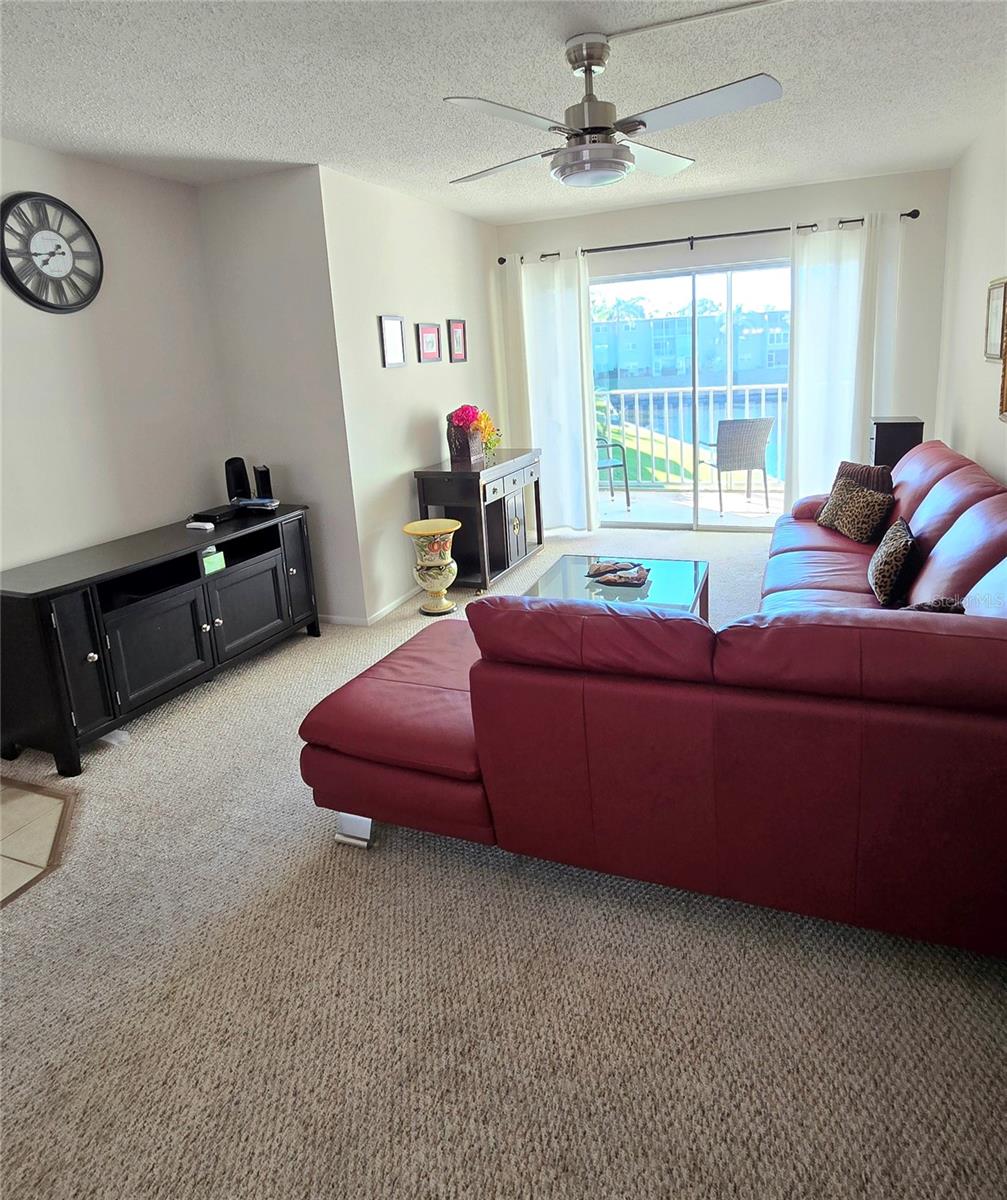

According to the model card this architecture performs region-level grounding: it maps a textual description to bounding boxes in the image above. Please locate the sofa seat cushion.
[298,620,482,781]
[761,548,873,596]
[890,440,973,524]
[769,515,871,556]
[907,494,1007,607]
[760,588,881,614]
[301,746,494,843]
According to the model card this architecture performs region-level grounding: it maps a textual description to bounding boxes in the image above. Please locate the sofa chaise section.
[299,620,494,845]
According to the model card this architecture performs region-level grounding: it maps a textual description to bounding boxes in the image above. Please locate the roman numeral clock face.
[1,192,103,313]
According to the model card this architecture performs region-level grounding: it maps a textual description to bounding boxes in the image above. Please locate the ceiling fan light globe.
[550,141,635,188]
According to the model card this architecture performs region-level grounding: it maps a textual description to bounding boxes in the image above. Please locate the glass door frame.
[592,257,790,534]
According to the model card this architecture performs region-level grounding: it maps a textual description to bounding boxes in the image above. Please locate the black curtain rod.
[578,209,921,257]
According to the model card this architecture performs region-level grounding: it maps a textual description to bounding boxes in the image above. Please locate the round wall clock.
[1,191,103,313]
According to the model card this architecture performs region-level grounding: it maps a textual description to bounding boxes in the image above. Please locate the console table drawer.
[422,474,477,507]
[523,461,540,486]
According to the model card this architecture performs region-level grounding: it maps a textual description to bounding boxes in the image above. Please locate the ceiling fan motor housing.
[563,95,618,133]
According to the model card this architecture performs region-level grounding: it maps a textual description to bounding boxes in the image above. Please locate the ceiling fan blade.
[623,141,695,178]
[615,73,782,137]
[450,147,561,185]
[444,96,577,137]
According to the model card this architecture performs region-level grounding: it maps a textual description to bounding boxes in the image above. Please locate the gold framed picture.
[985,276,1006,361]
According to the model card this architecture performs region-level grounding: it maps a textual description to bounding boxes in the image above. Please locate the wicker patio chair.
[597,437,630,510]
[700,416,775,514]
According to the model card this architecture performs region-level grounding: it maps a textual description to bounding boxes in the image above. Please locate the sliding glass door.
[590,262,790,530]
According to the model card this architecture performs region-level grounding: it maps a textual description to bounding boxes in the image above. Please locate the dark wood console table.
[1,505,319,775]
[414,448,543,590]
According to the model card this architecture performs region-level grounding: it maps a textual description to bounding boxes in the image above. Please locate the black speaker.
[225,457,251,501]
[253,464,273,499]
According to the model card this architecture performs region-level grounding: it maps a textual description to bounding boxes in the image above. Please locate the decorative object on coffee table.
[403,518,462,615]
[527,554,709,620]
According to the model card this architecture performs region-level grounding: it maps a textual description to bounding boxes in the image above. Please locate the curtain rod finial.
[903,209,921,220]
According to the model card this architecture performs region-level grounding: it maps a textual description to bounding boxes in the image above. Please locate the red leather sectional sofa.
[300,442,1007,955]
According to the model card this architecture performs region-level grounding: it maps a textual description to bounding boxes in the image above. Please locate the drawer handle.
[86,651,98,664]
[213,617,224,628]
[201,623,211,633]
[289,567,297,576]
[511,517,521,534]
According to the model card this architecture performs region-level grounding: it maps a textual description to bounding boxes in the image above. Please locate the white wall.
[495,170,950,439]
[1,138,228,568]
[936,113,1007,480]
[319,168,499,621]
[198,167,365,622]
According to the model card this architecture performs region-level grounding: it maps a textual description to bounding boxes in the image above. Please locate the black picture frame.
[378,314,407,368]
[447,318,468,363]
[415,322,442,363]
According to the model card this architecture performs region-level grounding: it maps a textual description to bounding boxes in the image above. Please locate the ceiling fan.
[445,32,782,189]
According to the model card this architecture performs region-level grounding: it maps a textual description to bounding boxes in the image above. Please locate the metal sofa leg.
[332,812,374,848]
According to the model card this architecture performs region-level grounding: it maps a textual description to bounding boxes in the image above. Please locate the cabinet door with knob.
[104,584,214,713]
[205,552,290,663]
[505,490,527,565]
[51,590,115,736]
[281,516,314,624]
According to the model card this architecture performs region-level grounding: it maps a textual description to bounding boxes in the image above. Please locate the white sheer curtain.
[518,254,597,531]
[786,214,902,503]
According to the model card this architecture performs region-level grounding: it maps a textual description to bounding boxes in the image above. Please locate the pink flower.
[450,404,480,429]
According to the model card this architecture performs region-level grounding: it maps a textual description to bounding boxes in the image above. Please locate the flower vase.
[446,418,485,469]
[402,519,462,615]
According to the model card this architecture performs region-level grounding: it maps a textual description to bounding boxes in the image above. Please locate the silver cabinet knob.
[213,617,224,627]
[201,623,211,633]
[289,567,297,576]
[86,651,99,664]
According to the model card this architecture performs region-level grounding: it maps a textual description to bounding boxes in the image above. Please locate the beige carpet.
[2,530,1005,1200]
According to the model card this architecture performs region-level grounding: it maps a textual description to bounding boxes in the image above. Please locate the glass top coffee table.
[525,555,709,620]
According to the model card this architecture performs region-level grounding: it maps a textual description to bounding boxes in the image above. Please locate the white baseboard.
[318,583,423,627]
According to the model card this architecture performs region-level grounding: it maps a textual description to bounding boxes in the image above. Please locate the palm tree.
[592,295,647,322]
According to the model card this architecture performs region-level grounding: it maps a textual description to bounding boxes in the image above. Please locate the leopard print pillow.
[867,518,915,606]
[817,477,894,543]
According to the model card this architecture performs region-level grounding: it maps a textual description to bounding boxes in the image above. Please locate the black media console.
[1,505,319,775]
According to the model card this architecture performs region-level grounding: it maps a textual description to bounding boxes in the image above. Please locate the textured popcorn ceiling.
[1,1,1004,224]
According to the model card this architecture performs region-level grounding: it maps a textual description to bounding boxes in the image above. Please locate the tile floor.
[1,783,68,902]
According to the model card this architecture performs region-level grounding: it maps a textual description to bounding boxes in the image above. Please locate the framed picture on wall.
[985,277,1005,361]
[1000,305,1007,424]
[415,322,442,363]
[378,314,406,368]
[447,318,468,363]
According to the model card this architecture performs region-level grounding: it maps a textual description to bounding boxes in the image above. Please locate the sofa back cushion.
[466,595,715,683]
[906,493,1007,606]
[965,558,1007,618]
[890,440,973,524]
[907,464,1006,558]
[714,608,1007,714]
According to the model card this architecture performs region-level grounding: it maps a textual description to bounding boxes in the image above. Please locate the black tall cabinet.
[1,505,319,775]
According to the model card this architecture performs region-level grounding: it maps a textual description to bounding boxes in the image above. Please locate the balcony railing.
[597,385,789,492]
